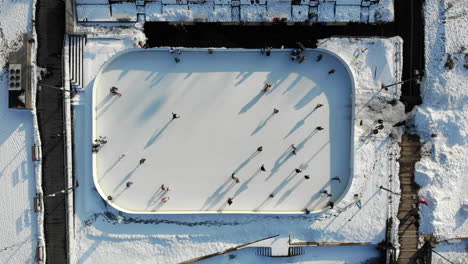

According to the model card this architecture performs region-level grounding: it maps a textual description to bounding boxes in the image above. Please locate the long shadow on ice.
[239,91,264,114]
[250,112,275,135]
[144,119,173,149]
[284,107,319,139]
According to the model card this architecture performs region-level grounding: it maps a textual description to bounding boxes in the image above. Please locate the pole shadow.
[144,119,173,149]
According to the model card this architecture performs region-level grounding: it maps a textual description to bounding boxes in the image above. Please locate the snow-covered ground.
[411,0,468,262]
[75,0,394,24]
[93,48,353,214]
[70,35,404,263]
[0,0,38,263]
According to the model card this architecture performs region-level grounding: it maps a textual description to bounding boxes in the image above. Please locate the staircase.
[69,35,85,90]
[397,134,421,264]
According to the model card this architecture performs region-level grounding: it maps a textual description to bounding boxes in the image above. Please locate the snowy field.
[412,0,468,262]
[93,49,354,214]
[0,0,37,263]
[71,36,405,263]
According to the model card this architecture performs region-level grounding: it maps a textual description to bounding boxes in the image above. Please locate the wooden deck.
[397,134,421,264]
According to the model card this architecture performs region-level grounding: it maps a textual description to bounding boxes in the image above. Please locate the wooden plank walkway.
[397,134,421,264]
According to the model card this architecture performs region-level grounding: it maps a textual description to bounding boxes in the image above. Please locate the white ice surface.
[93,49,353,213]
[71,36,405,263]
[0,0,37,263]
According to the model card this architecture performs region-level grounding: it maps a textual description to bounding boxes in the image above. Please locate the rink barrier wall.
[91,47,356,214]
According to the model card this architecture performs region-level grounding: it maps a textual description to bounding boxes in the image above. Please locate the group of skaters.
[92,136,107,153]
[226,140,343,208]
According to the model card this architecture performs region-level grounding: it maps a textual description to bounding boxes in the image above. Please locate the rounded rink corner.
[91,47,356,215]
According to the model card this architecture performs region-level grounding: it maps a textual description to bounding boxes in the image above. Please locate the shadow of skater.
[232,151,261,174]
[239,91,264,114]
[284,107,318,139]
[144,119,173,149]
[251,112,275,135]
[266,144,299,181]
[113,166,138,193]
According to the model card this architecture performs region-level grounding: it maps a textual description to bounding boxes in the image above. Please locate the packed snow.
[410,0,468,262]
[0,0,38,263]
[76,0,394,24]
[92,48,353,214]
[70,35,405,263]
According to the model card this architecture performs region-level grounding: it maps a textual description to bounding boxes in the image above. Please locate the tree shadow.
[239,91,264,114]
[250,112,275,136]
[284,107,318,139]
[144,119,173,149]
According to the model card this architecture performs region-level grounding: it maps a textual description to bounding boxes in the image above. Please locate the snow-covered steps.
[69,35,86,91]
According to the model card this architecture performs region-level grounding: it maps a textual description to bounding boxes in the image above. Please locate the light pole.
[44,180,79,198]
[379,186,401,196]
[381,70,422,91]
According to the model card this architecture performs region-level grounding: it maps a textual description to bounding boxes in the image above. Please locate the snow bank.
[0,0,39,263]
[411,0,468,245]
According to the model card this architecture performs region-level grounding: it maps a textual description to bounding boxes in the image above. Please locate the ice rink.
[92,48,354,213]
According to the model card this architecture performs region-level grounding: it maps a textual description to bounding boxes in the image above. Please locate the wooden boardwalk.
[397,134,421,264]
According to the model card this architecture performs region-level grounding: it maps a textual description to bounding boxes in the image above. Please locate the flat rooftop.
[92,48,354,214]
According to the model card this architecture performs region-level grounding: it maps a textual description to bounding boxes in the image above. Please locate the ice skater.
[260,164,266,171]
[331,176,341,183]
[174,57,180,63]
[162,197,170,203]
[257,146,263,152]
[92,143,101,153]
[328,202,334,209]
[139,158,146,165]
[304,175,310,180]
[169,47,175,53]
[126,182,133,188]
[316,54,323,62]
[260,48,265,55]
[118,154,126,160]
[298,55,307,63]
[273,108,279,114]
[231,173,240,183]
[269,193,275,198]
[227,197,233,206]
[304,208,311,214]
[110,86,122,96]
[262,82,272,92]
[295,168,302,173]
[107,196,112,200]
[161,184,170,191]
[96,136,107,144]
[172,112,180,119]
[291,144,297,155]
[265,47,271,56]
[328,68,336,74]
[316,126,324,131]
[321,190,332,197]
[315,103,323,110]
[354,194,362,209]
[208,48,213,54]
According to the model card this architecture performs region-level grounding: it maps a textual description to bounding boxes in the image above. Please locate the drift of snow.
[411,0,468,255]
